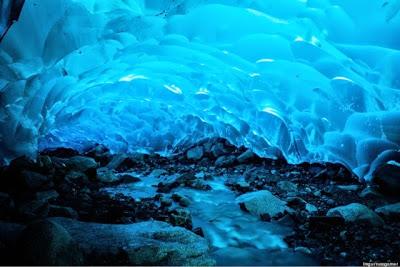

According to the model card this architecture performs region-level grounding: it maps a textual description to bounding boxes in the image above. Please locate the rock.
[169,208,192,229]
[97,168,119,183]
[49,217,214,266]
[36,190,59,202]
[236,190,289,218]
[17,219,83,265]
[277,181,298,192]
[119,174,141,184]
[237,150,257,163]
[195,171,206,179]
[327,203,384,226]
[0,192,14,218]
[308,216,345,230]
[38,155,53,171]
[359,186,383,198]
[65,171,88,184]
[336,185,359,191]
[215,155,236,167]
[211,142,229,158]
[286,197,307,209]
[160,196,173,207]
[19,170,50,190]
[108,153,146,171]
[375,203,400,217]
[49,205,79,219]
[85,144,111,166]
[7,157,39,173]
[178,196,191,207]
[158,173,210,193]
[17,199,49,220]
[372,160,400,196]
[150,169,167,177]
[277,214,295,227]
[66,156,98,174]
[295,246,312,255]
[305,203,318,213]
[186,146,204,161]
[0,221,25,246]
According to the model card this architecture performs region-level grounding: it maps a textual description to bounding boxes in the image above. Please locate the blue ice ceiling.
[1,0,400,178]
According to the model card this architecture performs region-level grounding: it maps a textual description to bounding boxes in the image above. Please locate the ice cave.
[0,0,399,266]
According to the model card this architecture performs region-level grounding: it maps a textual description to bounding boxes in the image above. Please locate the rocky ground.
[0,137,399,265]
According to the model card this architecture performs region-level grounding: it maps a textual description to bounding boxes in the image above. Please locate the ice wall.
[0,0,400,178]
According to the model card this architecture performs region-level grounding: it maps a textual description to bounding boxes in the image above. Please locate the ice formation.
[0,0,400,178]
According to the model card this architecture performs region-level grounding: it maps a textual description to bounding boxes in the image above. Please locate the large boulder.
[236,190,289,218]
[50,217,215,266]
[18,170,51,190]
[375,203,400,218]
[17,220,83,265]
[66,156,98,174]
[237,150,258,163]
[327,203,384,226]
[372,160,400,196]
[186,146,204,161]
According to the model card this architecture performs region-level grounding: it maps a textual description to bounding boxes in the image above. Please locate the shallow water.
[103,174,318,265]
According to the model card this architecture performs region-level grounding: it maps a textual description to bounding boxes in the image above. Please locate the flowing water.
[103,174,318,265]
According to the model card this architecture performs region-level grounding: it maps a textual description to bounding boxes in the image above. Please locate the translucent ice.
[0,0,399,178]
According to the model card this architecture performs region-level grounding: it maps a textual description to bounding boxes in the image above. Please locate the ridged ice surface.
[1,0,400,178]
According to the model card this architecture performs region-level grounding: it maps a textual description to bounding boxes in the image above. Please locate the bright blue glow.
[1,0,400,178]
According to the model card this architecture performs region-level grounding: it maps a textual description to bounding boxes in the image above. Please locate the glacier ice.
[0,0,399,179]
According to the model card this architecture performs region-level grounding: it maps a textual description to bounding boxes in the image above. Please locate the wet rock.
[236,190,289,218]
[160,196,173,207]
[186,146,204,161]
[108,153,146,172]
[96,168,119,183]
[85,144,111,166]
[0,221,24,248]
[64,171,88,184]
[17,219,83,265]
[277,181,298,192]
[211,142,229,158]
[336,185,359,191]
[50,217,214,266]
[178,196,191,207]
[193,227,204,237]
[359,186,383,198]
[17,199,49,220]
[119,174,141,184]
[327,203,384,226]
[215,155,236,167]
[237,150,257,164]
[277,214,296,227]
[286,197,307,210]
[36,190,59,202]
[169,208,192,229]
[66,156,98,175]
[49,205,79,219]
[158,173,210,193]
[372,160,400,196]
[308,216,345,230]
[38,155,54,172]
[375,203,400,218]
[150,169,167,177]
[19,170,51,190]
[305,203,318,213]
[0,192,14,218]
[295,246,312,255]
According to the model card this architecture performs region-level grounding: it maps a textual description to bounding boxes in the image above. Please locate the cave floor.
[0,138,399,265]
